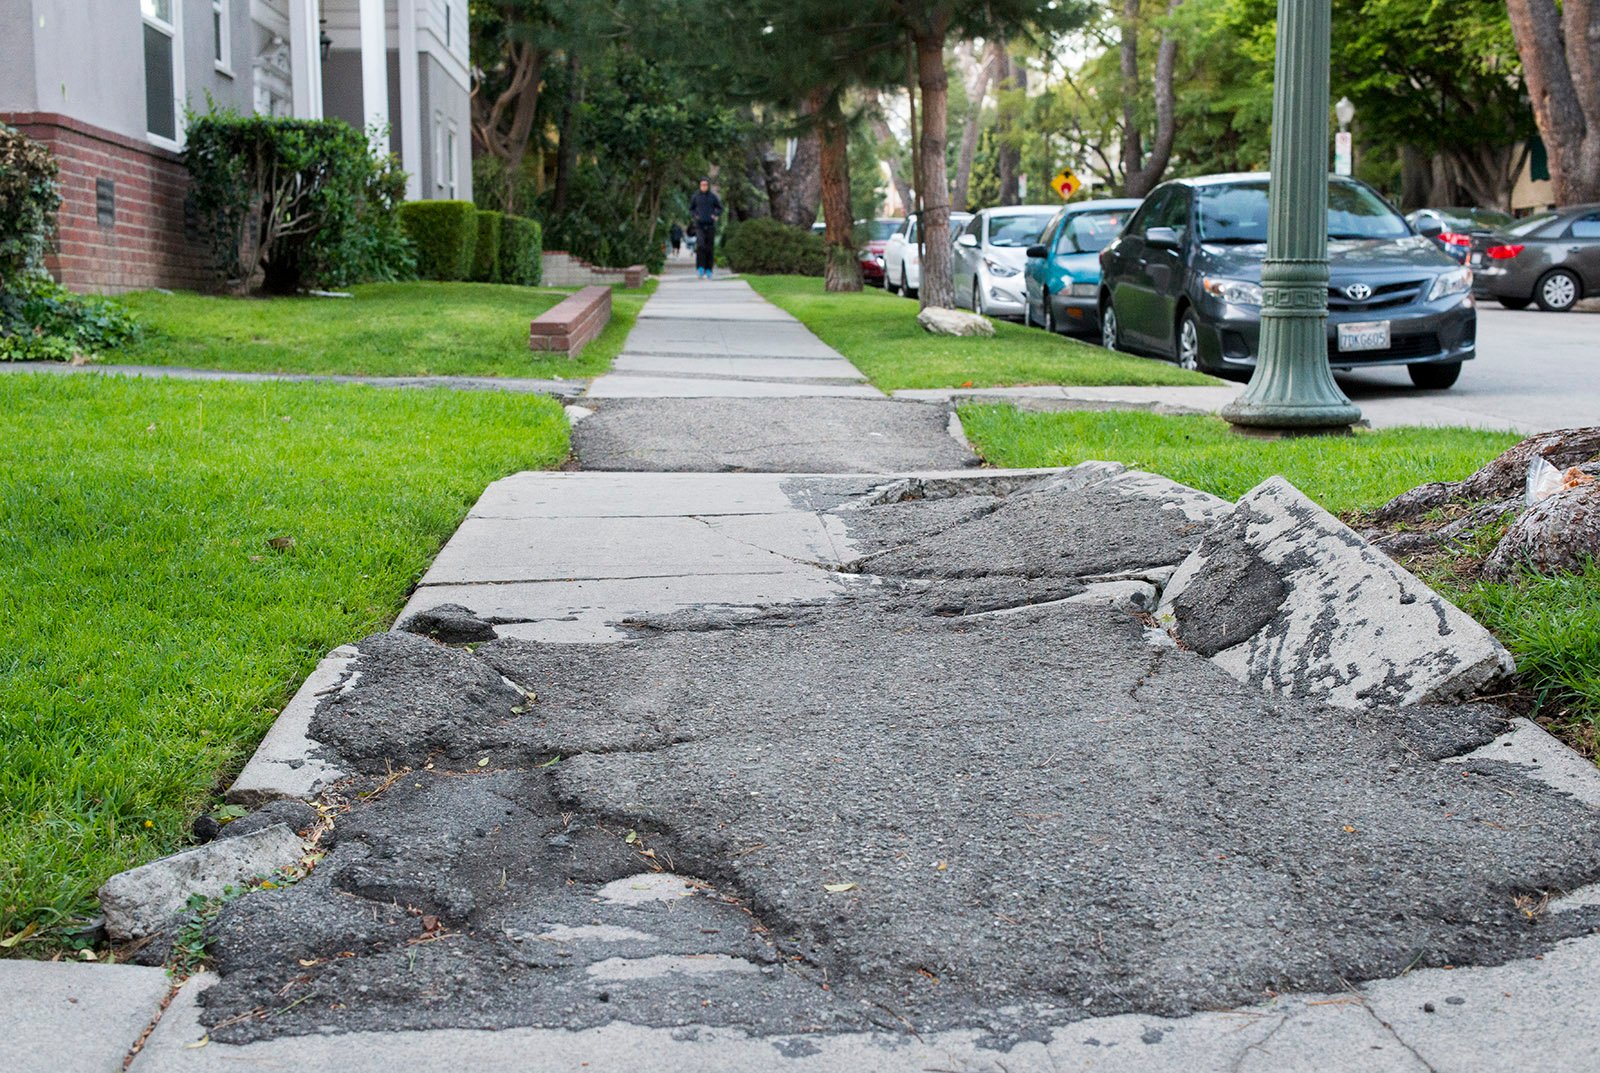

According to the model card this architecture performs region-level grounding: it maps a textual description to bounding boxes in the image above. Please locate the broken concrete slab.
[227,646,357,806]
[572,398,978,473]
[98,823,305,941]
[1066,579,1159,613]
[466,471,882,521]
[0,960,170,1073]
[1159,476,1516,708]
[1448,717,1600,806]
[398,602,498,643]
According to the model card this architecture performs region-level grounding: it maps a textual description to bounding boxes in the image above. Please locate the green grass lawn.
[743,275,1221,392]
[110,280,654,379]
[0,374,568,951]
[960,403,1598,754]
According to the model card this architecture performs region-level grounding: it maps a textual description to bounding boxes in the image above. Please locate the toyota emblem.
[1344,283,1373,301]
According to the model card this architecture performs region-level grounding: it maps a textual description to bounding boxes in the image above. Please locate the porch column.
[288,0,324,119]
[397,0,422,197]
[358,0,389,151]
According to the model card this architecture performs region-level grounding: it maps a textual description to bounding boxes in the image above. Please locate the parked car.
[857,218,901,287]
[883,211,974,299]
[1098,173,1475,389]
[1023,199,1143,334]
[1405,207,1515,263]
[1467,203,1600,312]
[953,205,1060,317]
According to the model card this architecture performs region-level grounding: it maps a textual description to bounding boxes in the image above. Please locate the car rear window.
[1197,181,1408,243]
[867,219,899,240]
[987,213,1053,247]
[1509,211,1560,237]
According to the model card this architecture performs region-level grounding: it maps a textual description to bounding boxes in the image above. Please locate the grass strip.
[0,374,568,948]
[743,274,1220,392]
[109,280,654,379]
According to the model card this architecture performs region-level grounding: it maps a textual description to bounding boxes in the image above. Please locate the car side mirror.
[1145,226,1182,250]
[1415,219,1444,239]
[957,233,979,248]
[1025,244,1047,259]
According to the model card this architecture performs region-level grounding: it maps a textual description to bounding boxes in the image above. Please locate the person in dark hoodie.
[689,178,723,279]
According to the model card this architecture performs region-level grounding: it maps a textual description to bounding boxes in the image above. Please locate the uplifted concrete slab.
[611,354,866,380]
[0,960,170,1073]
[572,398,975,471]
[228,645,356,805]
[1159,477,1516,708]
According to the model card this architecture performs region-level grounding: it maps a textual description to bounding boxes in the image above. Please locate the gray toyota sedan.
[1098,174,1476,388]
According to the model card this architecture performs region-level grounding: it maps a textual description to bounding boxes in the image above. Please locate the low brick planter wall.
[530,285,612,357]
[542,251,648,288]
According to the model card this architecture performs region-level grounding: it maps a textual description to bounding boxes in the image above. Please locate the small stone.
[916,306,995,337]
[398,603,497,644]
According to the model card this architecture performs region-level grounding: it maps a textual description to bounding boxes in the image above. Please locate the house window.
[212,0,231,72]
[445,125,458,198]
[142,0,183,144]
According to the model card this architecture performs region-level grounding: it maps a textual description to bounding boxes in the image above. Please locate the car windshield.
[1508,211,1560,237]
[1059,210,1129,253]
[987,213,1053,247]
[1196,181,1408,243]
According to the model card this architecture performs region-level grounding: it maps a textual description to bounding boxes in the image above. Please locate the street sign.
[1334,131,1352,176]
[1049,169,1083,200]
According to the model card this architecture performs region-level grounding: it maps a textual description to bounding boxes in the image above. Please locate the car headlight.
[1070,283,1099,298]
[983,257,1021,278]
[1427,266,1472,301]
[1201,277,1263,305]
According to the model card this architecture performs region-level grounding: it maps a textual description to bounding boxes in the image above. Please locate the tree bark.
[551,53,582,218]
[817,93,862,293]
[1122,0,1183,198]
[915,20,955,310]
[997,49,1026,206]
[766,131,823,227]
[1506,0,1600,205]
[952,41,1001,211]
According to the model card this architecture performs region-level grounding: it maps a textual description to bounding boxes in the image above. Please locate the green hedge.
[724,218,825,276]
[499,214,543,286]
[472,210,503,282]
[397,200,478,281]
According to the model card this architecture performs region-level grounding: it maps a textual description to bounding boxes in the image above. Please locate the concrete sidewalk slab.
[585,375,882,398]
[610,354,866,380]
[0,960,170,1073]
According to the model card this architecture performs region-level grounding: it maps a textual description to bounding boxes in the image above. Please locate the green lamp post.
[1222,0,1361,432]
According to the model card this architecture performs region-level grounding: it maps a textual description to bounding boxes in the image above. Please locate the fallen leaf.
[935,861,948,871]
[477,757,490,767]
[624,831,638,844]
[266,535,295,551]
[823,882,857,893]
[1342,825,1356,833]
[183,1036,211,1050]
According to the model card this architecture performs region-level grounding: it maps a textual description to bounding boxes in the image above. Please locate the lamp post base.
[1221,394,1363,431]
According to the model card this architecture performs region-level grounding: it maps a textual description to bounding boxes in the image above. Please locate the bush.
[472,211,503,282]
[0,124,60,281]
[499,214,543,286]
[724,218,825,276]
[397,200,478,281]
[0,275,139,361]
[185,111,411,293]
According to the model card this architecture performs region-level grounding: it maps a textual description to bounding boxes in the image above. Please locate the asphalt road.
[1334,300,1600,434]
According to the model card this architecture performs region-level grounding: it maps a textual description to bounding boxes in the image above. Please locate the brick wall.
[1,112,213,294]
[529,285,612,358]
[541,251,648,289]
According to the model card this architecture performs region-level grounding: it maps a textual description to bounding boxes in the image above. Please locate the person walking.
[669,221,685,258]
[689,178,722,279]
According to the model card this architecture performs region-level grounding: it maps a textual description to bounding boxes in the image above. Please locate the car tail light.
[1486,244,1524,260]
[1438,231,1471,247]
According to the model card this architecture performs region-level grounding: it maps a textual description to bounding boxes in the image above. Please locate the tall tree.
[1506,0,1600,205]
[470,1,551,213]
[952,41,1002,210]
[1119,0,1184,198]
[995,47,1028,205]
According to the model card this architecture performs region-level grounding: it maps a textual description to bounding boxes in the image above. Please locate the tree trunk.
[1506,0,1600,205]
[818,95,862,293]
[952,42,1000,211]
[551,53,582,218]
[469,40,545,214]
[997,50,1026,206]
[865,90,914,214]
[915,21,955,310]
[1122,0,1183,198]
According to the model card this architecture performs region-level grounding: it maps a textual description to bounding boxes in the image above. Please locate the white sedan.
[952,205,1059,317]
[884,211,974,299]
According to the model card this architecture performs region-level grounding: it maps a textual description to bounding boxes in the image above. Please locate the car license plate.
[1470,252,1483,266]
[1338,321,1390,352]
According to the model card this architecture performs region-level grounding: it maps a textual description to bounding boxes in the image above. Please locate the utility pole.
[1222,0,1360,432]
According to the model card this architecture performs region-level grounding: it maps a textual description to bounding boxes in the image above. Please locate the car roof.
[1061,198,1143,211]
[1162,172,1372,189]
[979,204,1059,215]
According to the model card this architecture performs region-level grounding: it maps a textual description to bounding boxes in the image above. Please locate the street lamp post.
[1222,0,1360,433]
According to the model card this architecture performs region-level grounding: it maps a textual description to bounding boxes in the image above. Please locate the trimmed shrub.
[398,200,478,281]
[472,210,504,282]
[499,214,543,286]
[1,274,139,361]
[724,218,825,276]
[0,124,60,281]
[186,111,411,293]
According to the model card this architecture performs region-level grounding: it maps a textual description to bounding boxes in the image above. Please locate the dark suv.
[1098,174,1476,388]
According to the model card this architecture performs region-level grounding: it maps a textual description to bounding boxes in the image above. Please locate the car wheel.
[972,281,985,315]
[1176,309,1202,371]
[1043,294,1058,334]
[1496,296,1532,311]
[903,268,918,300]
[886,268,900,295]
[1535,269,1580,312]
[1408,361,1461,389]
[1101,302,1122,353]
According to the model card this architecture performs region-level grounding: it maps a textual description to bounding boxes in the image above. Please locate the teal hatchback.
[1023,199,1143,335]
